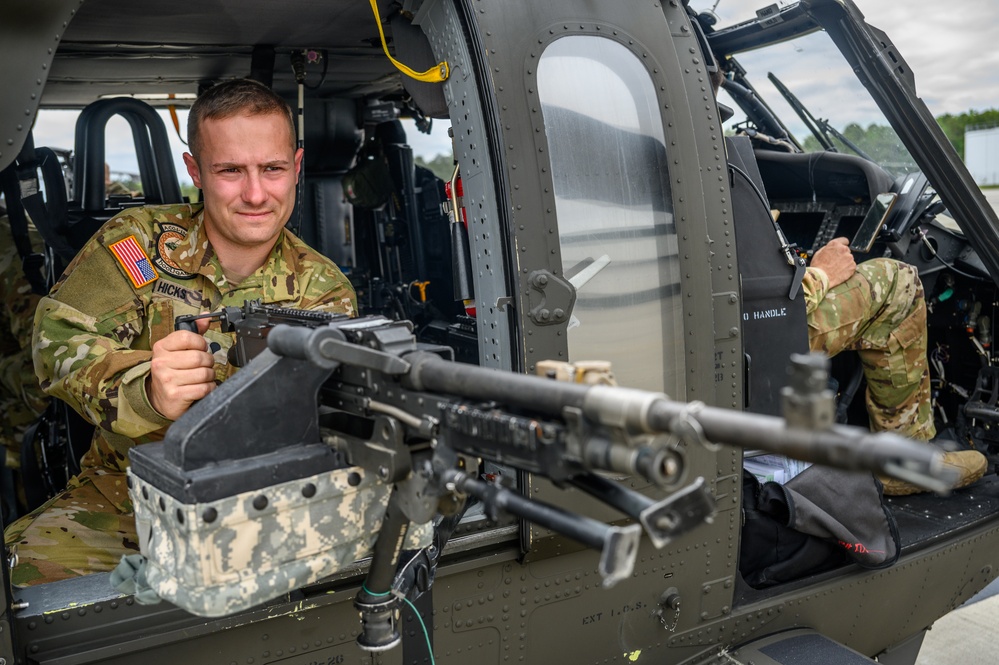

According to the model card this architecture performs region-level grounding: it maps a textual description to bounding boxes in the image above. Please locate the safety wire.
[368,0,449,82]
[360,584,436,665]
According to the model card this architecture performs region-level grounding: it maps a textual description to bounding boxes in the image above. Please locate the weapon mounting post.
[124,303,956,653]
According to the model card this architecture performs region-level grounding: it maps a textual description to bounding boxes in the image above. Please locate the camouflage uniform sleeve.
[802,266,830,316]
[32,219,172,441]
[0,259,47,417]
[294,255,358,317]
[302,266,357,317]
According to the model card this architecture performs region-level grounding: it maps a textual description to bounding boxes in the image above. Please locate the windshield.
[710,8,920,177]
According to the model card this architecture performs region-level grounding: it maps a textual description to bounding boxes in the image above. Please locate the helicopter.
[2,0,999,663]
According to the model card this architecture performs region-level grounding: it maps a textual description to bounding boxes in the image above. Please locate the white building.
[965,125,999,186]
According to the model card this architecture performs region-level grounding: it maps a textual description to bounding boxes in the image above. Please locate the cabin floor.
[887,470,999,551]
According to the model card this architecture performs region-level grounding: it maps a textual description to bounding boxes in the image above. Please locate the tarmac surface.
[915,578,999,664]
[913,186,999,665]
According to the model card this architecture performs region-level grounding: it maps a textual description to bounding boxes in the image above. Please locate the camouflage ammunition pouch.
[128,466,432,617]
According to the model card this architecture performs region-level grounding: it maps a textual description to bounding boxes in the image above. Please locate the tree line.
[936,109,999,158]
[795,108,999,173]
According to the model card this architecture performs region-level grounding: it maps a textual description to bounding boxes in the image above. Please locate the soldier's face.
[183,112,302,254]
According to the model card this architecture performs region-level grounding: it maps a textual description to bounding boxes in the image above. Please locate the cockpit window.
[718,29,920,177]
[537,36,685,395]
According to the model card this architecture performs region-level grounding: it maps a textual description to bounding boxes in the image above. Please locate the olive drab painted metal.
[0,1,82,173]
[416,0,516,372]
[467,0,743,612]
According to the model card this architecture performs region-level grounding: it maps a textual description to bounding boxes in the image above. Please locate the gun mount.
[125,302,954,653]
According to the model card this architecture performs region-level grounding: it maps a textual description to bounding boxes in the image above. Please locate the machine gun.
[128,301,954,653]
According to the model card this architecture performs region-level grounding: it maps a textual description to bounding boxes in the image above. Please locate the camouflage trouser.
[0,400,34,471]
[4,466,136,586]
[807,258,935,440]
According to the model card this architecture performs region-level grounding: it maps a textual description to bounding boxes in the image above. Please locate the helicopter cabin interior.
[4,0,999,628]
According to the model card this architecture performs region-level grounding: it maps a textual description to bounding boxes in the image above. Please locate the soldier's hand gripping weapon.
[126,301,954,652]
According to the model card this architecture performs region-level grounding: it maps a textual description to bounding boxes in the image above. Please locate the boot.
[879,449,988,496]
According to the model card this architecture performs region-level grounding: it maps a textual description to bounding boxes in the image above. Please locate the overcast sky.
[853,0,999,115]
[698,0,999,116]
[31,0,999,185]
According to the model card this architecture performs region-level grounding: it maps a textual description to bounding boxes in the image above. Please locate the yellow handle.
[412,280,430,302]
[369,0,449,83]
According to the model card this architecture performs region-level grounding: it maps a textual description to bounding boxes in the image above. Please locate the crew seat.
[293,99,362,271]
[727,136,810,416]
[67,97,184,263]
[2,97,184,515]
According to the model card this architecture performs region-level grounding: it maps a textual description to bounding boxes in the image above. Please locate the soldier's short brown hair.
[187,78,296,160]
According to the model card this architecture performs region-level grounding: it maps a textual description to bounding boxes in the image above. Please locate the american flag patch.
[109,236,158,289]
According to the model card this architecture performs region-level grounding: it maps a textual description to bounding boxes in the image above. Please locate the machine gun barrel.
[399,351,950,490]
[647,403,947,489]
[265,326,951,489]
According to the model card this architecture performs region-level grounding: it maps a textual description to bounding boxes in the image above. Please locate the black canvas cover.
[740,466,900,588]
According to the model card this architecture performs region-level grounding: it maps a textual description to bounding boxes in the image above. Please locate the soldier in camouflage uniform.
[706,68,986,495]
[806,237,987,494]
[105,162,135,198]
[5,79,357,586]
[0,216,48,517]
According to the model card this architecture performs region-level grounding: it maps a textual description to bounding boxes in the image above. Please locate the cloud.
[855,0,999,114]
[698,0,999,116]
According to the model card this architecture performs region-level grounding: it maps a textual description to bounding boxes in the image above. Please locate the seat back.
[753,149,894,205]
[73,97,183,211]
[0,99,181,515]
[292,98,361,268]
[728,137,809,416]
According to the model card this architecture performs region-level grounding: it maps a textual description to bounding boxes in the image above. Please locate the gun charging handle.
[174,311,222,332]
[174,306,244,332]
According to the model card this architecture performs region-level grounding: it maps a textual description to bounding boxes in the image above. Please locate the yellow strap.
[369,0,449,82]
[167,94,187,146]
